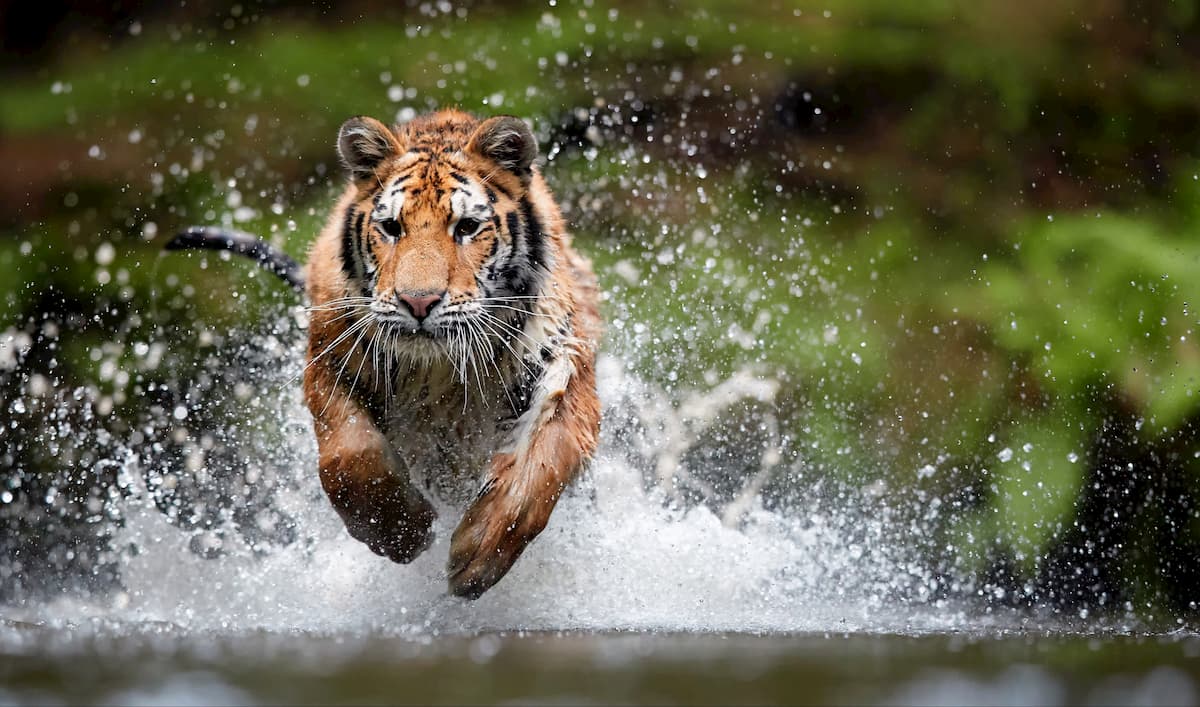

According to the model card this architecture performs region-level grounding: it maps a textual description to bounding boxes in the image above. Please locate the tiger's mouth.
[373,313,435,338]
[372,307,494,346]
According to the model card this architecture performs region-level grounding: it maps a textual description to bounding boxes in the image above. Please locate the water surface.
[3,623,1199,705]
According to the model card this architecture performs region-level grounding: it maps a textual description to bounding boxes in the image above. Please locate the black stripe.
[505,211,522,255]
[519,198,547,271]
[341,207,373,297]
[449,172,469,185]
[394,165,421,181]
[340,206,362,285]
[504,205,550,297]
[485,187,498,204]
[499,210,529,295]
[355,212,374,283]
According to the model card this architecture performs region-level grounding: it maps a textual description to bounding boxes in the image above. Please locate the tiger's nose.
[397,291,444,320]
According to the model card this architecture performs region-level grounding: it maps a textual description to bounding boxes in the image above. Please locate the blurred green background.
[1,0,1198,621]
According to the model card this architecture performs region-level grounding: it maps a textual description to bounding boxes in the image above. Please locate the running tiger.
[168,110,601,599]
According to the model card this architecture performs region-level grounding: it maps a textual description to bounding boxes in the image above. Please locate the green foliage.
[955,205,1200,435]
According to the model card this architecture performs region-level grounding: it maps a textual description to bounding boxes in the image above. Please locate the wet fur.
[303,110,601,598]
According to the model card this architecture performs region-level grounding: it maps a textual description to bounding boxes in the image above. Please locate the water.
[4,333,1198,704]
[4,626,1200,705]
[3,348,938,634]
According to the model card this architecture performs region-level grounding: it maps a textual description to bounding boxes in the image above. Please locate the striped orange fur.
[302,110,601,599]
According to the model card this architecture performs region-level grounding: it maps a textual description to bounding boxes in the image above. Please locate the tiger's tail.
[165,227,306,292]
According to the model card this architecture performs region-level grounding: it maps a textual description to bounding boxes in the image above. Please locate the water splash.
[1,326,983,635]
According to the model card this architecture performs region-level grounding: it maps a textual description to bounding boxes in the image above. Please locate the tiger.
[169,110,601,599]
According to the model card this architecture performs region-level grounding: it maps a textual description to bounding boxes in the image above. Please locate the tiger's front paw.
[446,475,555,599]
[334,479,437,564]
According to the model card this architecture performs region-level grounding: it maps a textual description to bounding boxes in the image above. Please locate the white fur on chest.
[373,300,570,506]
[378,364,507,505]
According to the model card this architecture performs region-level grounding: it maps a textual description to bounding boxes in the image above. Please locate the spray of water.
[1,315,998,635]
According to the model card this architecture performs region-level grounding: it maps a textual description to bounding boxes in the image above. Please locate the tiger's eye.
[378,218,403,240]
[454,218,481,241]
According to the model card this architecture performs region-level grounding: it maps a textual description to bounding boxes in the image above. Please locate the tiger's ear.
[468,116,537,178]
[337,116,401,179]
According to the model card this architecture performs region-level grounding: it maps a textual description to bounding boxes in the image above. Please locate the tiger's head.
[333,111,547,350]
